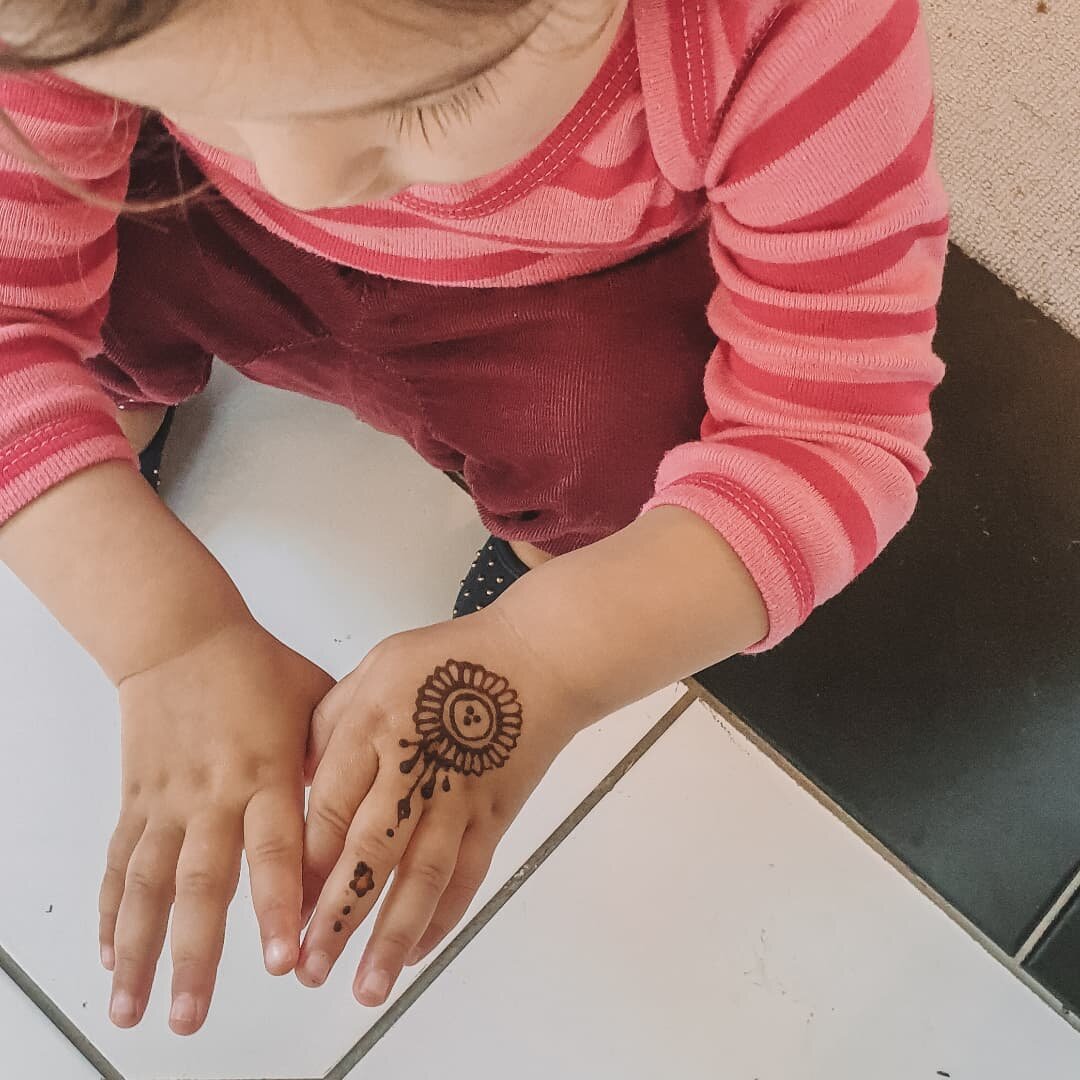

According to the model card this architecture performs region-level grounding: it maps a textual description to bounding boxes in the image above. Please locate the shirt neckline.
[390,2,638,220]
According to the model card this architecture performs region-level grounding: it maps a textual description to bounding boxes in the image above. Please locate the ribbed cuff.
[0,412,137,528]
[639,473,816,653]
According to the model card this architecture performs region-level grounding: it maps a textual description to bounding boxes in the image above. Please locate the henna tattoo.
[334,862,377,932]
[350,862,375,898]
[331,662,522,935]
[392,659,523,830]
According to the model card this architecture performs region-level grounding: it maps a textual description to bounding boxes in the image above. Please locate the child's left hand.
[295,603,599,1005]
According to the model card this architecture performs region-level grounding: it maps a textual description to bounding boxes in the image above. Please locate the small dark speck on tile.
[1036,0,1048,11]
[937,1072,952,1077]
[45,905,52,914]
[81,1002,87,1009]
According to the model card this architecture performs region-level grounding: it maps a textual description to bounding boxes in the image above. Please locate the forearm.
[495,504,768,724]
[0,461,250,685]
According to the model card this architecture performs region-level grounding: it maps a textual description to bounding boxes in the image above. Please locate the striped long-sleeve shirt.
[0,0,949,651]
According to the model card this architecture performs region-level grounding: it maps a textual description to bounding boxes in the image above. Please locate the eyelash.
[389,74,497,144]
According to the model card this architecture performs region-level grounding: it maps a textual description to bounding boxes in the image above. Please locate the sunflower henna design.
[388,659,523,837]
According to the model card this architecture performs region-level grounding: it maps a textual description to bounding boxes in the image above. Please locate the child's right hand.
[99,614,335,1036]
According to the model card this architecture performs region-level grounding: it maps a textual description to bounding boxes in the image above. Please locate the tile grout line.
[1014,863,1080,965]
[0,941,124,1080]
[685,677,1080,1037]
[324,685,699,1080]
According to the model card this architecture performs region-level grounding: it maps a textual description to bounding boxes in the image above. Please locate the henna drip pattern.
[332,661,522,933]
[394,659,523,827]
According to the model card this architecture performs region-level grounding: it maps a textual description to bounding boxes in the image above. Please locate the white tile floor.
[0,964,99,1080]
[359,700,1080,1080]
[2,367,1079,1079]
[0,368,678,1080]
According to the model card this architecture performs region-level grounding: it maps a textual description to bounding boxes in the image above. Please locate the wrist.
[493,506,768,722]
[0,461,252,685]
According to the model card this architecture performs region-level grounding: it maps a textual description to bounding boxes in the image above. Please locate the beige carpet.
[921,0,1079,337]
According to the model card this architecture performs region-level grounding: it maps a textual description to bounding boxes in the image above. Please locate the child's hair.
[0,0,535,211]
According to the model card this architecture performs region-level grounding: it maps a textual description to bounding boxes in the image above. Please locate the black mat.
[692,246,1080,983]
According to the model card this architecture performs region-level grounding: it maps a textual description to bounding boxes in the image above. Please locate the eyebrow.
[299,25,535,120]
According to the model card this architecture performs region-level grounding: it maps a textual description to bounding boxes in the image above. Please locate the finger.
[245,784,304,975]
[354,816,464,1006]
[297,769,424,988]
[168,814,243,1036]
[301,725,378,924]
[405,825,498,967]
[98,815,146,972]
[303,680,351,785]
[109,824,184,1029]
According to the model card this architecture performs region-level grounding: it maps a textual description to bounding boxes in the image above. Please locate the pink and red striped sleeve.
[0,71,140,527]
[639,0,950,651]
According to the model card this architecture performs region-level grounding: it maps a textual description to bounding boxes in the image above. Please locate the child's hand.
[100,616,335,1035]
[295,606,598,1005]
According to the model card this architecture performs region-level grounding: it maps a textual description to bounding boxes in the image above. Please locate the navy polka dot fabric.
[452,535,532,619]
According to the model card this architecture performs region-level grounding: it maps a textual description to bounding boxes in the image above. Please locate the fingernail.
[358,967,391,1005]
[404,949,422,967]
[100,944,115,971]
[109,990,137,1026]
[302,952,331,986]
[170,994,198,1028]
[264,939,294,973]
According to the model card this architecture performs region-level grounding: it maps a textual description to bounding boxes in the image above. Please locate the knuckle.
[354,829,394,864]
[241,754,279,788]
[403,857,451,893]
[248,834,296,867]
[176,867,224,901]
[125,865,171,899]
[102,855,129,884]
[310,800,354,840]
